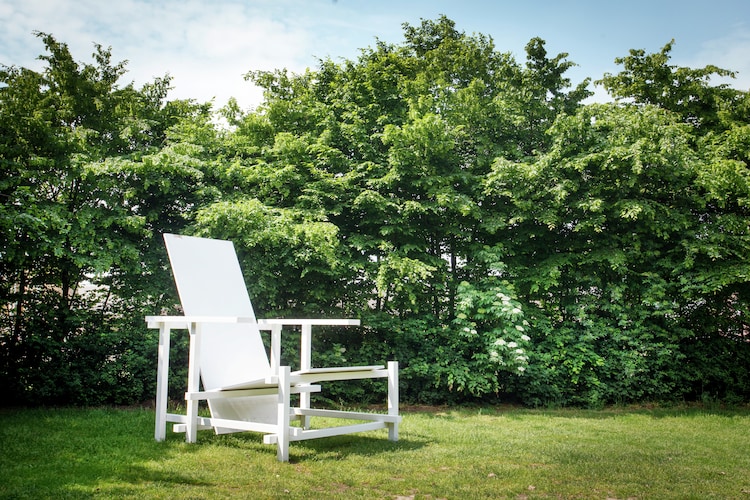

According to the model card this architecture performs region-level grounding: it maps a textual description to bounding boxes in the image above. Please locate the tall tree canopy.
[2,20,749,407]
[0,33,206,404]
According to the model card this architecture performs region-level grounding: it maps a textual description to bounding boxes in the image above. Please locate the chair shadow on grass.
[205,427,428,463]
[162,399,428,462]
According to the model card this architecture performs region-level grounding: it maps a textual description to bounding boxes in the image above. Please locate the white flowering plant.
[451,280,531,395]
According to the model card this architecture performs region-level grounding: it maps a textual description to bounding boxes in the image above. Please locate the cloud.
[688,24,750,91]
[115,1,320,109]
[0,0,428,109]
[7,0,745,113]
[0,0,335,109]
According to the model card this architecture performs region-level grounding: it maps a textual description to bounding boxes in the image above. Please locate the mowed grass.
[1,405,749,499]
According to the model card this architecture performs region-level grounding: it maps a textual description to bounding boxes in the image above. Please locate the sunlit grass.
[1,405,749,498]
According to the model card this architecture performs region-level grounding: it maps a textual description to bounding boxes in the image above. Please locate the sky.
[2,0,750,110]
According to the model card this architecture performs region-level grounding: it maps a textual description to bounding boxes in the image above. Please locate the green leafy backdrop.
[2,19,749,407]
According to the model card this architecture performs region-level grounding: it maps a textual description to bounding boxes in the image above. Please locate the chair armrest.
[145,315,256,329]
[257,319,360,327]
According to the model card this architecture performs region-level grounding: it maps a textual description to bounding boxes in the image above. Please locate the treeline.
[2,17,750,407]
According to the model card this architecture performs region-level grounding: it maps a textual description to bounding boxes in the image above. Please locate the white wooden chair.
[146,233,400,461]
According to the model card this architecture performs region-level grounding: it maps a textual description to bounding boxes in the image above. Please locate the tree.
[485,99,750,405]
[0,33,201,404]
[597,42,750,401]
[7,22,747,407]
[204,16,590,400]
[598,40,741,133]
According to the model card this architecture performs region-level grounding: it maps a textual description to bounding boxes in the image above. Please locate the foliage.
[192,198,342,314]
[2,21,750,408]
[0,33,206,405]
[450,280,530,393]
[597,39,741,132]
[486,99,750,405]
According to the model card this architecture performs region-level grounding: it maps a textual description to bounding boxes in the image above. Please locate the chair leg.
[155,324,171,442]
[186,398,199,443]
[299,390,312,430]
[185,322,202,444]
[387,361,399,441]
[277,366,291,462]
[299,324,313,430]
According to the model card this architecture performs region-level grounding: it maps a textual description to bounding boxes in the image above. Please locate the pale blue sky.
[2,0,749,109]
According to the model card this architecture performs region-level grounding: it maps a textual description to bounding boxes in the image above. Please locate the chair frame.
[146,315,400,462]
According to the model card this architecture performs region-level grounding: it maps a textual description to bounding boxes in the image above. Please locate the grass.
[1,404,749,499]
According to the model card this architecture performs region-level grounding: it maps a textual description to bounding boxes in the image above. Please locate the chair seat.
[218,365,386,390]
[296,364,385,375]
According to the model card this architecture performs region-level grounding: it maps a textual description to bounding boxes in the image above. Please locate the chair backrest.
[163,233,271,390]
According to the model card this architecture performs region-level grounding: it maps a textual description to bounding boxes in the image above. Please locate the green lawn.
[1,405,749,499]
